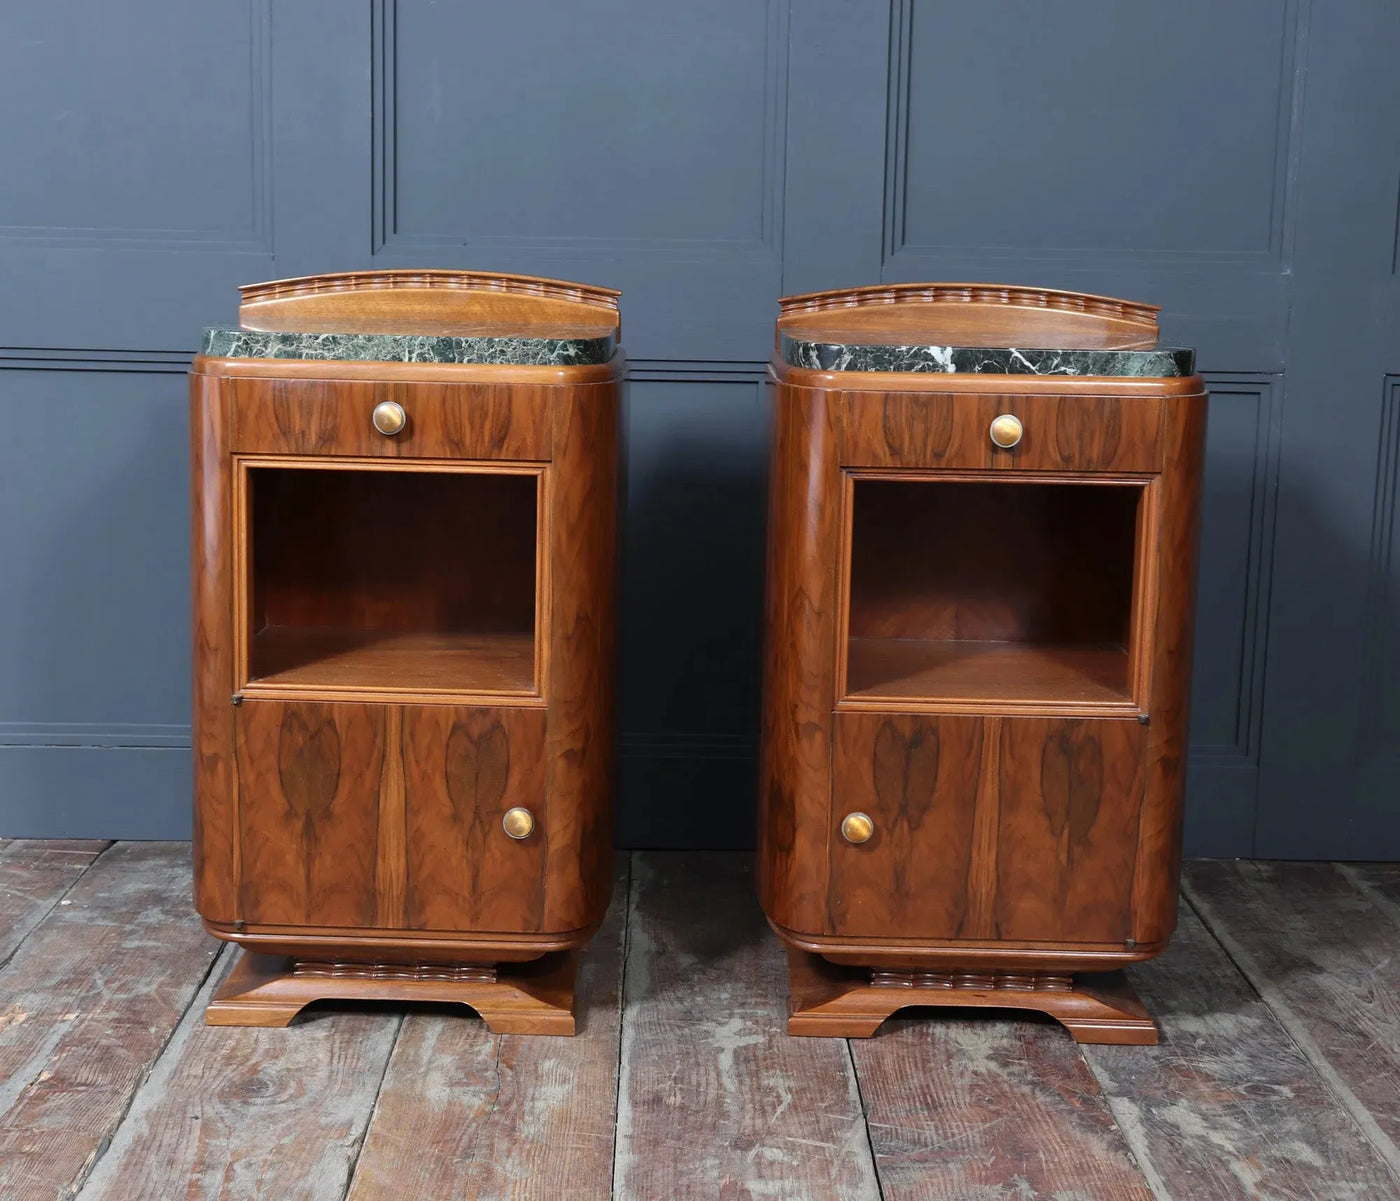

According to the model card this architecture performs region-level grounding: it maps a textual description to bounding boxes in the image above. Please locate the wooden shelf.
[843,638,1132,709]
[247,627,536,697]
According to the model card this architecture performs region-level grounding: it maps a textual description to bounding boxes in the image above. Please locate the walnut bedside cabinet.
[758,284,1206,1044]
[190,270,621,1034]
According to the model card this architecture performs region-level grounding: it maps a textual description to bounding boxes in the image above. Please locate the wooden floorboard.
[0,843,216,1199]
[0,839,110,969]
[1085,901,1400,1200]
[1184,860,1400,1179]
[344,854,630,1201]
[614,852,880,1201]
[852,1009,1153,1200]
[76,946,403,1201]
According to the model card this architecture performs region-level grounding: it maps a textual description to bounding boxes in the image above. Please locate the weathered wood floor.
[0,843,1397,1199]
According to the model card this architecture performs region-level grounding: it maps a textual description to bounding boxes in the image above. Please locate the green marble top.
[202,325,617,366]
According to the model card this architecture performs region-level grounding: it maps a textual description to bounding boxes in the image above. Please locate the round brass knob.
[502,807,535,840]
[840,812,875,845]
[989,413,1023,449]
[372,400,407,436]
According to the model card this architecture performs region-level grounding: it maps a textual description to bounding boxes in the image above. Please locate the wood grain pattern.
[344,856,629,1201]
[542,382,618,935]
[0,840,108,967]
[757,384,843,934]
[777,282,1160,349]
[616,853,880,1201]
[996,718,1146,944]
[843,638,1133,711]
[246,628,538,698]
[851,1010,1155,1199]
[1133,389,1207,946]
[191,371,238,923]
[1185,860,1400,1159]
[0,844,216,1200]
[228,377,553,460]
[404,706,548,933]
[840,390,1161,472]
[1085,903,1400,1200]
[238,269,620,338]
[829,713,984,938]
[76,946,401,1201]
[235,700,386,928]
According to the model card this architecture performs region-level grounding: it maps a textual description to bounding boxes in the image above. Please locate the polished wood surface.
[786,948,1158,1044]
[844,638,1132,710]
[191,274,620,1028]
[226,376,553,459]
[9,846,1400,1199]
[839,389,1163,472]
[207,950,579,1034]
[247,628,537,699]
[776,283,1160,350]
[759,284,1207,1039]
[238,269,621,338]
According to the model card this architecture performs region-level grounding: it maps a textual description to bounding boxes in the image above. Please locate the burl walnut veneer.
[758,284,1207,1043]
[190,271,622,1033]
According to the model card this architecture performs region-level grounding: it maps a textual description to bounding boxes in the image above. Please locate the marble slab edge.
[780,333,1194,377]
[202,326,616,367]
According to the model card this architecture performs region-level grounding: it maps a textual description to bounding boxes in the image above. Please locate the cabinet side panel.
[758,384,841,932]
[997,717,1146,944]
[543,382,619,932]
[404,705,548,933]
[1134,389,1209,942]
[235,700,386,928]
[190,372,237,922]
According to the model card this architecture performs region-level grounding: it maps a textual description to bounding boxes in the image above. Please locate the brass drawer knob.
[989,413,1023,449]
[372,400,407,436]
[502,807,535,840]
[840,812,875,844]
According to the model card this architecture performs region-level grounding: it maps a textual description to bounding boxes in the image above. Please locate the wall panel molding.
[1358,375,1400,759]
[371,0,788,263]
[1189,373,1281,768]
[0,0,273,253]
[883,0,1309,270]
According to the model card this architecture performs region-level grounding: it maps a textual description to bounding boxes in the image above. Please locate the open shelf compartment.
[238,461,543,699]
[841,475,1149,710]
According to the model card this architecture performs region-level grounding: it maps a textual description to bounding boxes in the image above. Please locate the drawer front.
[828,712,1148,943]
[229,377,552,460]
[840,391,1162,472]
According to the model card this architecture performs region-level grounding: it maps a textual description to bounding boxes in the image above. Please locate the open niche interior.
[243,464,540,696]
[843,477,1145,708]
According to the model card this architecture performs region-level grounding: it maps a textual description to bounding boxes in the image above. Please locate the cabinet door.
[234,699,549,934]
[995,717,1146,944]
[828,712,1147,944]
[828,713,987,938]
[403,706,548,933]
[235,700,387,928]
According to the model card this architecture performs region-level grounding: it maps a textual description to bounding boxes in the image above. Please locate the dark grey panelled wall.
[2,1,1397,857]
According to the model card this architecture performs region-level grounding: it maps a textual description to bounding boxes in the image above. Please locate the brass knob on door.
[372,400,407,436]
[989,413,1023,449]
[502,807,535,840]
[840,812,875,844]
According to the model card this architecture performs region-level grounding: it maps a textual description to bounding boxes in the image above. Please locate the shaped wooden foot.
[206,949,579,1035]
[785,947,1157,1045]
